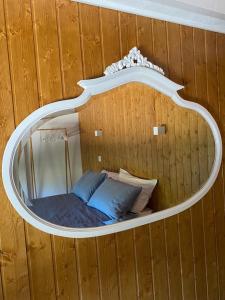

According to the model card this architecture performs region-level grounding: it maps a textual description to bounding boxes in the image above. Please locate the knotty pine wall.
[79,82,215,210]
[0,1,224,300]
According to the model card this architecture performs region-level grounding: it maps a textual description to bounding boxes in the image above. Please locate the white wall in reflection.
[18,113,83,201]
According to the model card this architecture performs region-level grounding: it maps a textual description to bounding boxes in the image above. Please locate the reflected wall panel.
[79,83,214,210]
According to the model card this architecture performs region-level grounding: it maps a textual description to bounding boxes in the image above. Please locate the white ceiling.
[177,0,225,14]
[74,0,225,33]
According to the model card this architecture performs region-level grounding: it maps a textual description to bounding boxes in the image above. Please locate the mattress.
[29,193,110,228]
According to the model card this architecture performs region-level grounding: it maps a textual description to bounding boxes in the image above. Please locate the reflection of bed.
[30,193,110,227]
[29,169,157,228]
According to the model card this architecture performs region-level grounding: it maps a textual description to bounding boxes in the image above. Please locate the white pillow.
[101,170,119,180]
[119,169,157,213]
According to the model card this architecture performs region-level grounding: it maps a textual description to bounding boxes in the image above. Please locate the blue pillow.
[87,178,142,220]
[72,171,107,203]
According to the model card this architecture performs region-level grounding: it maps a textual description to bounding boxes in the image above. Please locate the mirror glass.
[12,82,215,228]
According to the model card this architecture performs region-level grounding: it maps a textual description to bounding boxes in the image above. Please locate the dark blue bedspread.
[30,193,110,228]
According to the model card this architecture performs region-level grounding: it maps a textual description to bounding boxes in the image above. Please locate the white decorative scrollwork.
[104,47,165,76]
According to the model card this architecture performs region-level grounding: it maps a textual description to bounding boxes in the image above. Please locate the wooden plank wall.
[78,82,214,210]
[0,0,224,299]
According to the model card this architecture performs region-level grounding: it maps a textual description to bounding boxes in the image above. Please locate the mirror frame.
[2,64,222,238]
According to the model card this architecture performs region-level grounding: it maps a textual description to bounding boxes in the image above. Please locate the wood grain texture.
[216,32,225,300]
[56,0,83,98]
[116,231,138,300]
[79,82,214,210]
[189,27,207,300]
[0,1,225,299]
[96,235,120,300]
[0,1,35,299]
[31,0,63,104]
[79,3,103,78]
[75,238,100,300]
[25,227,56,300]
[0,271,3,300]
[133,226,153,300]
[205,30,221,300]
[76,6,103,300]
[39,2,83,299]
[97,9,121,300]
[165,22,183,300]
[52,237,80,299]
[4,0,39,123]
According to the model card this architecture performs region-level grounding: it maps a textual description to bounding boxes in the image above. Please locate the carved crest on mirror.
[104,47,165,76]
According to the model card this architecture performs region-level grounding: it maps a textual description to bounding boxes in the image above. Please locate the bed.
[30,193,111,228]
[29,169,156,228]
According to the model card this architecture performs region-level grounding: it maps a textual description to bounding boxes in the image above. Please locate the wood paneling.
[216,32,225,300]
[1,1,36,299]
[56,0,83,98]
[31,0,63,104]
[79,83,214,210]
[0,1,224,299]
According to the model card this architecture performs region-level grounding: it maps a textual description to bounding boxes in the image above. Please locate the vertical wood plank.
[79,3,103,78]
[0,271,4,300]
[4,0,39,123]
[213,167,225,300]
[165,22,184,300]
[45,2,83,299]
[136,15,157,210]
[31,0,63,104]
[194,28,219,300]
[150,221,169,300]
[216,32,225,300]
[180,26,194,198]
[164,216,183,300]
[157,19,171,208]
[99,8,120,67]
[136,16,154,58]
[1,0,39,299]
[151,19,169,300]
[76,5,103,300]
[204,30,221,300]
[189,28,208,300]
[0,5,30,298]
[179,25,197,300]
[97,8,121,300]
[178,210,196,300]
[25,1,62,299]
[97,235,120,300]
[56,0,83,98]
[116,230,138,300]
[25,227,56,300]
[152,21,166,210]
[52,236,80,299]
[117,11,138,300]
[166,22,182,202]
[75,238,100,300]
[134,226,154,300]
[119,12,137,56]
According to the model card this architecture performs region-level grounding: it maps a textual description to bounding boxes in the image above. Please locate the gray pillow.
[72,171,107,203]
[87,178,142,219]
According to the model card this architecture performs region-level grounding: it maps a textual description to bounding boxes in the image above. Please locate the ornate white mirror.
[2,48,222,238]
